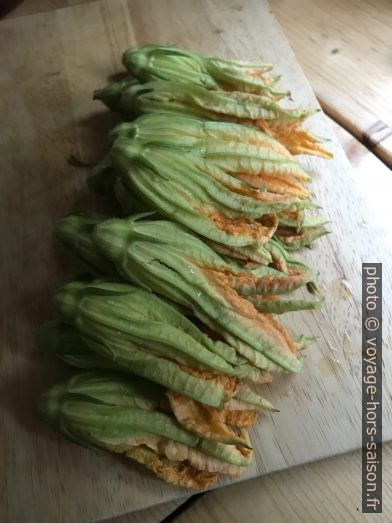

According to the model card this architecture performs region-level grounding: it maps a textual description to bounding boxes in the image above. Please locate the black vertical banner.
[362,263,382,513]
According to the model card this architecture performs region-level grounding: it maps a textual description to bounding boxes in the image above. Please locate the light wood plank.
[270,0,392,166]
[5,0,391,164]
[104,498,188,523]
[5,1,392,165]
[1,1,391,521]
[109,118,391,523]
[169,443,392,523]
[107,444,392,523]
[1,0,94,18]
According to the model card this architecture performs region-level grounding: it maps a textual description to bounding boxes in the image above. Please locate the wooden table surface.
[271,0,392,167]
[1,1,391,522]
[124,442,392,523]
[4,0,392,167]
[126,121,392,523]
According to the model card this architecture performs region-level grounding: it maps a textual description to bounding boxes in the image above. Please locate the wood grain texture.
[107,498,188,523]
[1,0,94,18]
[122,442,392,523]
[270,0,392,166]
[168,442,392,523]
[5,0,392,166]
[330,118,391,172]
[1,1,391,521]
[103,117,392,523]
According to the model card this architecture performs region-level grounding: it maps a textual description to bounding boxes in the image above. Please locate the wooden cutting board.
[1,0,391,521]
